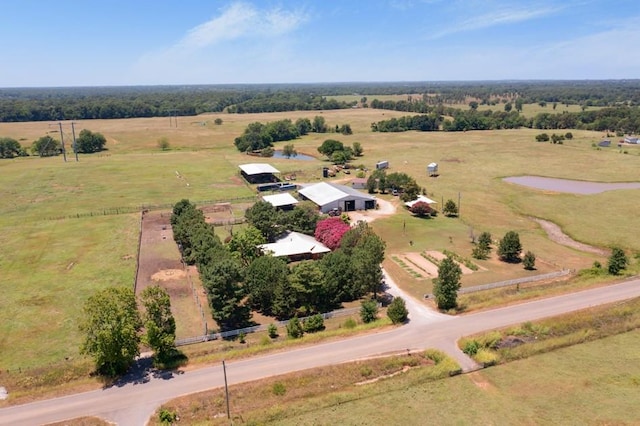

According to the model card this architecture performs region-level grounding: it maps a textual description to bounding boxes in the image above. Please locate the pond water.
[272,150,316,161]
[503,176,640,194]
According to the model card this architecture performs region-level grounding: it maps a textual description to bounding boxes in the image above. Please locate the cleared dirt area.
[137,210,206,338]
[425,250,477,274]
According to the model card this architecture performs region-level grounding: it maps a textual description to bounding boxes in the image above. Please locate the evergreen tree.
[433,256,462,310]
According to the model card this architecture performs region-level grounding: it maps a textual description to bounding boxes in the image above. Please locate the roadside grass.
[0,312,392,406]
[461,296,640,365]
[457,263,639,313]
[149,349,458,426]
[149,299,640,425]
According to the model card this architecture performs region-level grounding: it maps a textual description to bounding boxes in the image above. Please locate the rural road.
[2,277,640,425]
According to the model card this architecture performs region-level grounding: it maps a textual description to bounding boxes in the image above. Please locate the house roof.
[405,195,438,208]
[351,178,368,184]
[238,163,280,175]
[298,182,375,206]
[262,193,299,207]
[259,231,330,257]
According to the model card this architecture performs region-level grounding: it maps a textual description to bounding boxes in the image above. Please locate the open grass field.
[253,330,640,425]
[1,107,639,376]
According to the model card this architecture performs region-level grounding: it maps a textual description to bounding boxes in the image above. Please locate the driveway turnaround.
[2,277,640,426]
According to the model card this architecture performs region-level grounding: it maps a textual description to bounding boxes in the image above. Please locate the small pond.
[503,176,640,194]
[272,150,316,161]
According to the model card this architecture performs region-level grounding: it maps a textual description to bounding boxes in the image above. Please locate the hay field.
[1,108,638,371]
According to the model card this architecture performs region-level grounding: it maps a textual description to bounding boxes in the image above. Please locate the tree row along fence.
[175,305,368,347]
[455,269,572,296]
[44,196,257,221]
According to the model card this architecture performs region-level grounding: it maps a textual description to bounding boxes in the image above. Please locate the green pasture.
[270,330,640,425]
[1,108,639,372]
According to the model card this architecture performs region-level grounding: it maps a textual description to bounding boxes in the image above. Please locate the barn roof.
[259,231,330,257]
[262,193,299,207]
[238,163,280,175]
[298,182,374,206]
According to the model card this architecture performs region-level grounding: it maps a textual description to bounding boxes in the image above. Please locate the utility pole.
[458,192,461,216]
[223,360,230,420]
[71,122,79,162]
[58,122,67,162]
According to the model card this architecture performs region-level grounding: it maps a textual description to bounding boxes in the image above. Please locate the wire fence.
[423,269,573,299]
[175,305,367,347]
[44,196,257,221]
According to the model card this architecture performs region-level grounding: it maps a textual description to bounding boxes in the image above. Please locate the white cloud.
[131,1,308,84]
[428,4,562,40]
[177,2,307,51]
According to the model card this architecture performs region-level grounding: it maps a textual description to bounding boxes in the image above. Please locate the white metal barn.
[427,162,438,176]
[298,182,376,213]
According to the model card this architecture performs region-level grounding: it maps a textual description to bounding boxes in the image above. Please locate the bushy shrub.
[387,297,409,324]
[343,318,357,329]
[462,339,480,355]
[523,251,536,270]
[159,408,178,424]
[608,247,628,275]
[475,348,499,367]
[272,382,286,396]
[286,316,304,339]
[267,323,278,339]
[360,299,379,323]
[303,314,325,333]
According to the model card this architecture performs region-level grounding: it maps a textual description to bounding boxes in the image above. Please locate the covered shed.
[427,162,438,176]
[298,182,376,213]
[351,178,368,189]
[262,193,299,210]
[405,195,438,209]
[259,231,331,261]
[239,163,280,184]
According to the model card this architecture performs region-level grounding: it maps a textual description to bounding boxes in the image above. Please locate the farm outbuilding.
[351,178,368,189]
[239,163,280,184]
[624,136,639,144]
[298,182,376,213]
[376,160,389,170]
[427,162,438,176]
[259,231,331,261]
[262,193,299,210]
[405,195,438,208]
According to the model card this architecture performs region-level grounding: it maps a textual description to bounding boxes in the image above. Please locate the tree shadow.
[101,351,187,389]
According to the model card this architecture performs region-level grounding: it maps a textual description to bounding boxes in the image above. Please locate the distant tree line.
[170,199,385,331]
[371,106,640,133]
[3,81,639,123]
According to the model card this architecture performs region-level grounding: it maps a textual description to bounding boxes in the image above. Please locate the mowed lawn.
[1,109,639,371]
[269,330,640,425]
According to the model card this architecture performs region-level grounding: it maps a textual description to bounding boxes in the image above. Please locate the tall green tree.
[244,255,289,314]
[443,199,458,217]
[282,144,297,158]
[31,135,61,157]
[79,286,142,377]
[140,285,176,362]
[245,200,280,242]
[289,260,326,314]
[75,129,107,153]
[352,141,363,156]
[497,231,522,263]
[433,256,462,310]
[0,137,25,158]
[202,257,252,330]
[317,139,344,157]
[387,297,409,324]
[607,247,628,275]
[227,225,266,266]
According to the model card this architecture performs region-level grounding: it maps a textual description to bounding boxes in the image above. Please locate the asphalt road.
[2,277,639,426]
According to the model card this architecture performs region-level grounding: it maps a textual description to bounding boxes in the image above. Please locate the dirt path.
[348,198,397,223]
[532,218,609,256]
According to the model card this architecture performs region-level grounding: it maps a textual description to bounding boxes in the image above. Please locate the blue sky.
[1,0,638,87]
